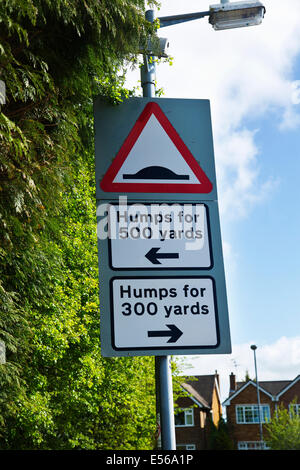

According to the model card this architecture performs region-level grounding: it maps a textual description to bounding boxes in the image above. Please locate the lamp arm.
[158,11,210,29]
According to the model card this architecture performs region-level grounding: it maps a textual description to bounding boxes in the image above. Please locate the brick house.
[222,373,300,450]
[174,373,222,450]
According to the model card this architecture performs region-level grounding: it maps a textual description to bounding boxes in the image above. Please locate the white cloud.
[222,239,237,269]
[280,106,300,130]
[261,337,300,377]
[177,336,300,403]
[291,81,300,105]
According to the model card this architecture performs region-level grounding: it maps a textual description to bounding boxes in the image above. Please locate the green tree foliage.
[265,402,300,450]
[0,0,162,449]
[208,417,234,450]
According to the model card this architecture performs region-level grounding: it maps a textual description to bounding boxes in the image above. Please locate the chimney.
[229,372,236,394]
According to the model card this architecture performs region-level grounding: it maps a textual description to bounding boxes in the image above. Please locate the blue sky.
[225,109,300,343]
[125,0,300,400]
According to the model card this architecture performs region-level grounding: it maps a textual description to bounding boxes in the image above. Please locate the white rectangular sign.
[107,203,212,269]
[110,277,219,351]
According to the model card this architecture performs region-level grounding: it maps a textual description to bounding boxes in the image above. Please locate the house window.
[238,441,269,450]
[289,403,300,416]
[236,405,270,424]
[175,408,194,427]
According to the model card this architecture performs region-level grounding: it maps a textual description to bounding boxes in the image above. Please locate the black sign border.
[109,275,220,352]
[107,202,214,271]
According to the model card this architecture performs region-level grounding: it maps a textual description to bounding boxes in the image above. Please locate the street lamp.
[140,2,266,450]
[141,1,266,96]
[155,0,265,31]
[251,345,264,448]
[209,1,266,31]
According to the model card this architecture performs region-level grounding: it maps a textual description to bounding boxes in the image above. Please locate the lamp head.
[251,344,257,350]
[209,1,266,31]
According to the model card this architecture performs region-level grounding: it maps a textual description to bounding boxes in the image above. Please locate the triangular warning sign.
[100,102,213,194]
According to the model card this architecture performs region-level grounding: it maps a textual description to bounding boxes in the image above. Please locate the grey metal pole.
[251,345,263,447]
[158,356,176,450]
[141,9,176,451]
[141,9,156,98]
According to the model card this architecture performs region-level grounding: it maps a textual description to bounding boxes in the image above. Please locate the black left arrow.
[145,247,179,265]
[147,324,183,343]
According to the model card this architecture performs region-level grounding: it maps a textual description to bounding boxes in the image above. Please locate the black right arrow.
[145,247,179,265]
[148,324,183,343]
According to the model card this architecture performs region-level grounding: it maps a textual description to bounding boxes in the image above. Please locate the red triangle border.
[100,102,213,194]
